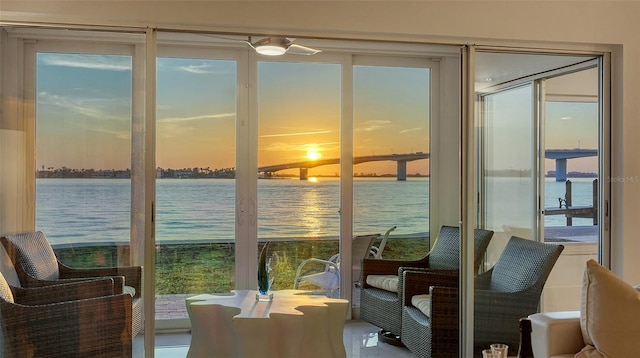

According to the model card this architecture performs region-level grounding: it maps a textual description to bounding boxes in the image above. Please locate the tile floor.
[151,320,415,358]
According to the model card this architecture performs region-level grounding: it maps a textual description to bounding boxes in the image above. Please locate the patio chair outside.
[401,236,564,357]
[0,272,132,357]
[293,233,378,297]
[370,226,396,259]
[0,231,143,337]
[360,226,493,344]
[293,252,340,296]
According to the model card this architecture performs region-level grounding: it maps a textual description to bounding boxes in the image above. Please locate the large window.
[353,63,431,259]
[257,60,342,293]
[352,63,432,309]
[11,28,459,345]
[29,42,444,323]
[35,51,133,267]
[155,54,238,323]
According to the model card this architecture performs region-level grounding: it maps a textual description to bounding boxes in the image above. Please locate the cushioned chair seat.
[411,294,431,317]
[123,285,136,296]
[365,275,398,292]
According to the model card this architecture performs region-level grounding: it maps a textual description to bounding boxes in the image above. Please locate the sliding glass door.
[34,50,134,268]
[10,27,463,355]
[476,53,603,311]
[256,60,341,294]
[352,59,433,311]
[155,50,238,327]
[478,83,536,266]
[541,67,601,311]
[21,28,150,354]
[466,48,608,354]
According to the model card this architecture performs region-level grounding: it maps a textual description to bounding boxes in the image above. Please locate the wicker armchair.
[1,231,142,337]
[360,226,493,343]
[401,236,564,357]
[0,272,132,357]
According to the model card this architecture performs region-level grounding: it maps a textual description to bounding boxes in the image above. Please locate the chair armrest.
[1,293,133,357]
[402,270,458,305]
[362,256,430,288]
[429,285,459,326]
[18,271,125,290]
[427,285,460,354]
[11,278,116,305]
[529,311,583,358]
[58,262,142,297]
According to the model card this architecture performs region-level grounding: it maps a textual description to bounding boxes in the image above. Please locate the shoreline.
[48,225,598,250]
[49,232,431,249]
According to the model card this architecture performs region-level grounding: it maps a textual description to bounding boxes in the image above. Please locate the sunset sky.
[35,52,597,176]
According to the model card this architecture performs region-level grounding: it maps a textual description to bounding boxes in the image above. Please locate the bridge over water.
[259,153,429,181]
[545,149,598,181]
[258,149,597,180]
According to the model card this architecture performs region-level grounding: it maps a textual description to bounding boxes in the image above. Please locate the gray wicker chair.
[0,271,132,357]
[0,231,142,337]
[401,236,564,357]
[360,226,493,344]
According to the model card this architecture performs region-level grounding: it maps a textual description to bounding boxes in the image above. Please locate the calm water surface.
[35,177,596,245]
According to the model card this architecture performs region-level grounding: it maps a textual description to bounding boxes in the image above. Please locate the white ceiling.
[475,51,598,98]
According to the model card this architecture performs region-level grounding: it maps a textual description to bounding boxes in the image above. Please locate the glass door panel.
[542,68,599,311]
[257,61,341,295]
[479,83,535,267]
[26,30,148,355]
[155,56,237,323]
[473,50,604,353]
[35,52,133,268]
[352,64,431,306]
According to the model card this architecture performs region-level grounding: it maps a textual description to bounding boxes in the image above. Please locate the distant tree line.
[36,166,236,179]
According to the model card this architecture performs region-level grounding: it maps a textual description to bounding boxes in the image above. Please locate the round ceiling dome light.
[253,37,289,56]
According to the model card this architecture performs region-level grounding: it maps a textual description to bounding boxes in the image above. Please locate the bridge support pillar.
[299,168,308,180]
[555,159,567,181]
[397,161,407,181]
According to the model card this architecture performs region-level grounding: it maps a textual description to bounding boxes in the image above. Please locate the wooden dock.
[544,179,597,226]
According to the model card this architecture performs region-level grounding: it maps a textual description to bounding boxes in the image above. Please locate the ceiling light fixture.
[253,37,288,56]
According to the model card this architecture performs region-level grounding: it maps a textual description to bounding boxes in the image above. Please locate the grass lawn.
[54,237,429,295]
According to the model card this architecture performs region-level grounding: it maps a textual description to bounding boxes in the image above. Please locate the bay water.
[35,177,596,245]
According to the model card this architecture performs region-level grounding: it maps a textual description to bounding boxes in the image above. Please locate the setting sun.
[306,149,322,161]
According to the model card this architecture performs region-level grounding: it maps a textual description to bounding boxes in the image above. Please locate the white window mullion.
[142,28,157,358]
[235,50,257,289]
[340,54,354,315]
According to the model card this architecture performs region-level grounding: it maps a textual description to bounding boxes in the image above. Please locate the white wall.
[1,1,638,283]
